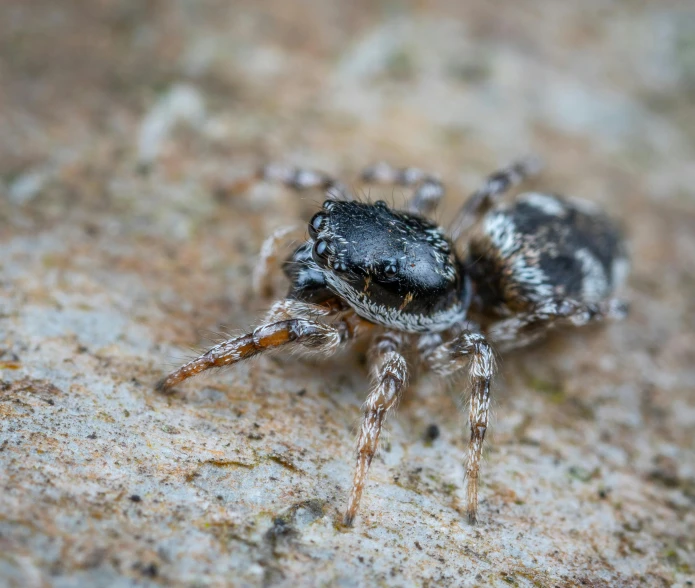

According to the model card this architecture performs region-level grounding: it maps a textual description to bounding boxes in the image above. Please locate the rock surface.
[1,1,694,586]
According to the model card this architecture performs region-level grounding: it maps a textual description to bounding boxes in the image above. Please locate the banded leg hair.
[260,164,353,202]
[155,300,360,393]
[345,332,408,526]
[487,297,629,353]
[449,157,543,241]
[360,162,444,216]
[420,330,496,524]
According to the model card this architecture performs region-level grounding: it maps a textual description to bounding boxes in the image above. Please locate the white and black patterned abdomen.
[467,193,629,315]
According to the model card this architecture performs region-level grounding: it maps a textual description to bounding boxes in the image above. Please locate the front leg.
[487,297,629,352]
[345,332,409,526]
[156,302,362,393]
[421,331,496,524]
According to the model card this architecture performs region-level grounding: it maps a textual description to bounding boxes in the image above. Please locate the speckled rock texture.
[1,2,694,587]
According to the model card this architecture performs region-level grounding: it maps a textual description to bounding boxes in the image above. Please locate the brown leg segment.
[155,311,357,393]
[344,332,408,526]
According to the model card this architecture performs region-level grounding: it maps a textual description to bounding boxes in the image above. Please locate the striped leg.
[261,164,353,201]
[449,157,543,240]
[487,298,629,352]
[360,162,444,216]
[422,331,496,524]
[345,332,409,526]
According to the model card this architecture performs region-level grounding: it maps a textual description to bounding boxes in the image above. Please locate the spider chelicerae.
[156,158,629,526]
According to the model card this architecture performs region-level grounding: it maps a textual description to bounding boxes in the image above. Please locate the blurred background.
[1,1,694,586]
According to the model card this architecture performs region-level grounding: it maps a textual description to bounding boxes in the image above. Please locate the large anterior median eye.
[382,258,398,278]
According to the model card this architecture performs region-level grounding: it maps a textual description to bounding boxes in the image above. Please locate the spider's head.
[307,199,471,332]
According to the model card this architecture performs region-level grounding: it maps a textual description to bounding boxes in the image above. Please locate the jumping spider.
[156,158,629,526]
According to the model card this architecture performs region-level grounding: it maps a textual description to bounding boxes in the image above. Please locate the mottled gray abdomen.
[467,193,629,315]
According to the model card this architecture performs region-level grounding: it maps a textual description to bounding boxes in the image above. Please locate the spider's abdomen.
[467,193,629,316]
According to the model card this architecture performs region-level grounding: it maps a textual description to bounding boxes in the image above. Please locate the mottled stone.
[1,1,694,586]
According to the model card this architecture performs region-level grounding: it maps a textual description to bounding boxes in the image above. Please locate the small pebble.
[424,424,440,442]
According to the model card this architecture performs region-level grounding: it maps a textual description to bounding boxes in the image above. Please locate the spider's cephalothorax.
[286,199,471,333]
[156,159,629,527]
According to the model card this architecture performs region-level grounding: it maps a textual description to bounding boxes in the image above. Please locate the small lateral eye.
[383,259,398,278]
[313,239,329,259]
[374,200,389,210]
[308,213,326,238]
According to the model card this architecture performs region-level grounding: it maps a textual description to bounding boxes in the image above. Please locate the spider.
[156,158,629,526]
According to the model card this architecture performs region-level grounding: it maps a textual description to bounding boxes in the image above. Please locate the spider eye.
[308,213,326,239]
[383,259,398,278]
[374,200,389,210]
[313,239,330,261]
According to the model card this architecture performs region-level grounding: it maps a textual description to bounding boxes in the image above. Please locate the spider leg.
[421,330,496,524]
[487,297,629,352]
[345,332,408,526]
[260,163,353,201]
[360,162,444,216]
[449,157,543,240]
[155,305,363,393]
[253,225,303,299]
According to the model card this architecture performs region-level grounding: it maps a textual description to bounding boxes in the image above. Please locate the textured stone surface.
[1,1,694,586]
